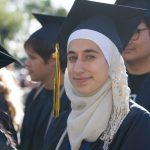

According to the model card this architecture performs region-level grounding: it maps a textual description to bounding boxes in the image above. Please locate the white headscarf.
[64,29,130,150]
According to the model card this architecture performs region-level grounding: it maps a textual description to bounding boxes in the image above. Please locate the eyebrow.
[67,49,99,55]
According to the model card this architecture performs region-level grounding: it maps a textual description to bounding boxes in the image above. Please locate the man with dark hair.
[19,14,70,150]
[115,0,150,111]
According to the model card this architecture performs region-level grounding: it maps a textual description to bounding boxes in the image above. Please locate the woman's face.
[67,39,109,95]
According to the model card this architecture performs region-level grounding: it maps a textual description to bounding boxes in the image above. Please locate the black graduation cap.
[30,13,65,44]
[115,0,150,26]
[115,0,150,9]
[0,45,23,68]
[33,13,65,27]
[57,0,147,52]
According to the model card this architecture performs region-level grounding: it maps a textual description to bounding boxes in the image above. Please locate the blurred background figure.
[0,110,17,150]
[0,65,24,144]
[0,42,24,149]
[0,65,24,128]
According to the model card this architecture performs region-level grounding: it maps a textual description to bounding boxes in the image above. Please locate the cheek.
[67,63,74,77]
[67,60,75,69]
[95,61,109,80]
[94,58,108,70]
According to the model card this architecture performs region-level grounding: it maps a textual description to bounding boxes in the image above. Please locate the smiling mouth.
[73,77,91,85]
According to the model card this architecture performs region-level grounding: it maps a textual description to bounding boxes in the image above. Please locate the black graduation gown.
[128,73,150,111]
[43,100,150,150]
[19,87,70,150]
[0,93,18,145]
[0,129,16,150]
[0,113,17,150]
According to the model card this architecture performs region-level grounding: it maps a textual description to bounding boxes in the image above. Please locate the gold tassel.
[52,43,60,117]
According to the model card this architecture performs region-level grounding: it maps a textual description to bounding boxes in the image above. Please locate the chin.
[76,88,96,96]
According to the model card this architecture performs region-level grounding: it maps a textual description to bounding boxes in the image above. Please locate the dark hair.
[24,36,53,63]
[24,36,67,73]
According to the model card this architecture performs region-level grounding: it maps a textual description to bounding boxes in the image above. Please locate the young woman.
[42,1,150,150]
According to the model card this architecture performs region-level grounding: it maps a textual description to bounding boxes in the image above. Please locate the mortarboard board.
[115,0,150,9]
[57,0,147,52]
[0,44,23,68]
[33,13,65,27]
[115,0,150,26]
[31,13,65,43]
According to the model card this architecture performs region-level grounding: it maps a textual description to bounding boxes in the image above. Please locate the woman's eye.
[68,56,77,62]
[86,55,95,60]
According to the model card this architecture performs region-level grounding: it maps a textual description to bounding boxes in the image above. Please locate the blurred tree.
[0,0,23,45]
[0,0,67,58]
[24,0,67,18]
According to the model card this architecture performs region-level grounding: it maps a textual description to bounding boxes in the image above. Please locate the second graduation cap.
[25,13,66,67]
[0,45,22,68]
[115,0,150,9]
[115,0,150,26]
[57,0,147,52]
[33,13,65,27]
[31,13,65,44]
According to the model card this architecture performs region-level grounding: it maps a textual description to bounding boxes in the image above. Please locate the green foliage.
[0,0,67,56]
[0,0,23,45]
[24,0,67,16]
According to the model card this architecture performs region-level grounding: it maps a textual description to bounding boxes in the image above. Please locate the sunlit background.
[52,0,116,12]
[32,0,116,33]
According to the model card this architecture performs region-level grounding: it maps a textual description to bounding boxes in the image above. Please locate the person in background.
[0,44,21,149]
[114,0,150,111]
[0,110,17,150]
[41,0,150,150]
[0,66,24,144]
[19,13,70,150]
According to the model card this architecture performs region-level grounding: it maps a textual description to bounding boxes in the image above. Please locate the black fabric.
[0,111,17,150]
[128,73,150,112]
[33,13,65,27]
[0,45,22,67]
[43,100,150,150]
[115,0,150,27]
[19,87,53,150]
[0,93,18,145]
[0,128,16,150]
[128,73,148,96]
[30,14,65,46]
[19,87,70,150]
[115,0,150,10]
[42,103,71,150]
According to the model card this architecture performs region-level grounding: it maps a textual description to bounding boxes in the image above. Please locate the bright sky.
[51,0,116,12]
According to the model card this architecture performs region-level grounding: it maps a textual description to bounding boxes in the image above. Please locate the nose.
[25,58,30,69]
[130,34,137,41]
[73,59,84,73]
